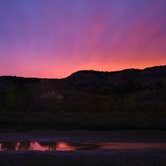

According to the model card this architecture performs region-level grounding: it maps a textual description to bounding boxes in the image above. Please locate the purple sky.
[0,0,166,78]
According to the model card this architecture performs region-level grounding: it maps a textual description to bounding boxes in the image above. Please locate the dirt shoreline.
[0,130,166,142]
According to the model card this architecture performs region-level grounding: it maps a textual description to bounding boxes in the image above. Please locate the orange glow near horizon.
[0,0,165,78]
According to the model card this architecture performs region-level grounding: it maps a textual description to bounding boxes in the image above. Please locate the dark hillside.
[0,65,166,129]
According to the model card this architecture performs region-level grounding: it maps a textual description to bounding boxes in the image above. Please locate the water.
[0,130,166,152]
[0,131,166,166]
[0,141,166,152]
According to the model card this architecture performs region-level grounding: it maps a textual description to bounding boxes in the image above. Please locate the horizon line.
[0,64,166,80]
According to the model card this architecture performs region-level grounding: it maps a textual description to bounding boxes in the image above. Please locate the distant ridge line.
[0,65,166,79]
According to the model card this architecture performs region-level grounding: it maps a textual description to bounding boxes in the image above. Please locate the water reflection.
[0,142,166,152]
[0,142,75,152]
[56,142,75,151]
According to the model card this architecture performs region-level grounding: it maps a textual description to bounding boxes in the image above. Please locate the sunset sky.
[0,0,166,78]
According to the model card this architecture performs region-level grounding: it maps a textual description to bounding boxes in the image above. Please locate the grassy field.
[0,111,166,130]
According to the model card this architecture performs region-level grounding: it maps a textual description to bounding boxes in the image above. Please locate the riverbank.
[0,130,166,142]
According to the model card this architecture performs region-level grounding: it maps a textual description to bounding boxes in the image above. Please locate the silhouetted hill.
[0,65,166,129]
[66,66,166,94]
